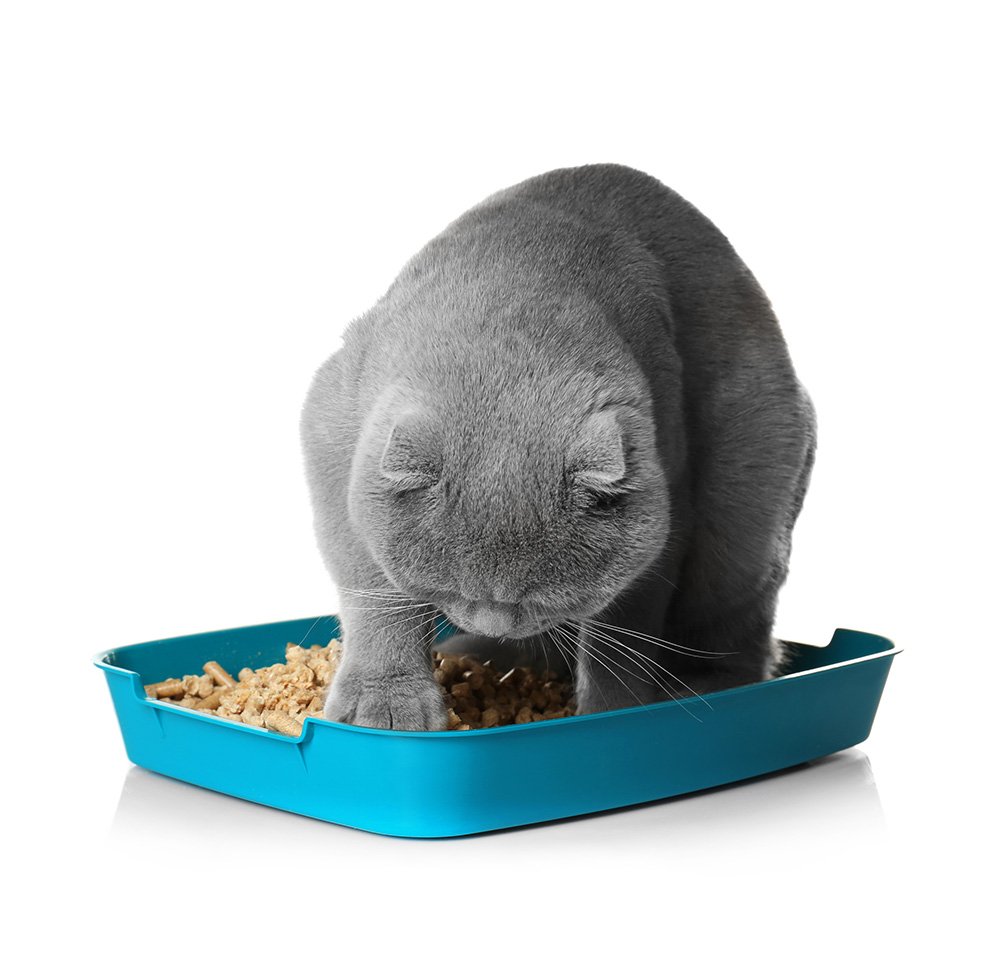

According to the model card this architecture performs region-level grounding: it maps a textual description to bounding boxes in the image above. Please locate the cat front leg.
[324,590,447,731]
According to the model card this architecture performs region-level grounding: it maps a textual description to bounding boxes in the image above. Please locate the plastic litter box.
[95,615,898,838]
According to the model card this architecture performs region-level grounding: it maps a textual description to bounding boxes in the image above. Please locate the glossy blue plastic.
[95,616,898,838]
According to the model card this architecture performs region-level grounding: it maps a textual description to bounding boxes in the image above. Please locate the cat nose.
[470,604,513,636]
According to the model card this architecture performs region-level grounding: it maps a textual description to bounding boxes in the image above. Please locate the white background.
[2,2,997,966]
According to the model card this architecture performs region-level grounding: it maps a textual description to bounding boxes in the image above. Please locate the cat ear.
[380,413,440,493]
[568,410,628,493]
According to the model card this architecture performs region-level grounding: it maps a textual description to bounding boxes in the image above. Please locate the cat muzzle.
[467,604,516,637]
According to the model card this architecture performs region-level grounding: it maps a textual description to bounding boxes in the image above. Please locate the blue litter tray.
[95,616,898,838]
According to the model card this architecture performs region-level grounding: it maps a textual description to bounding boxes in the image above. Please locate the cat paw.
[323,668,449,731]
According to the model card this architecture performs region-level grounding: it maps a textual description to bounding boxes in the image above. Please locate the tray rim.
[93,620,900,744]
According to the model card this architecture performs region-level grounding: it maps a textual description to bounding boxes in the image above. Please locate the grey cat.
[301,164,815,730]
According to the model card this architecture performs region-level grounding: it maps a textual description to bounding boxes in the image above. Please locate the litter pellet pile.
[434,653,575,729]
[144,641,339,736]
[144,639,576,736]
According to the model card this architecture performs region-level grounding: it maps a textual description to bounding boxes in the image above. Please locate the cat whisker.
[566,621,650,712]
[573,621,713,713]
[537,632,551,678]
[421,618,446,653]
[577,629,659,697]
[339,601,437,614]
[381,612,443,653]
[588,618,722,657]
[410,614,445,656]
[543,626,575,676]
[588,634,714,710]
[339,605,438,641]
[579,623,706,721]
[591,631,712,724]
[525,606,554,675]
[336,586,411,601]
[581,623,683,700]
[548,624,588,704]
[639,565,680,593]
[587,618,735,659]
[378,606,439,632]
[552,623,605,706]
[293,614,329,651]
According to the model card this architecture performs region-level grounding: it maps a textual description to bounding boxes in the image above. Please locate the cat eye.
[576,483,629,513]
[591,491,628,512]
[380,414,441,493]
[387,475,435,495]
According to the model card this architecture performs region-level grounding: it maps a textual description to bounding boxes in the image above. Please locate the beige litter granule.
[145,638,575,736]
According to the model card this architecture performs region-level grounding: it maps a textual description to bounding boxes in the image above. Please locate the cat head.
[348,381,670,639]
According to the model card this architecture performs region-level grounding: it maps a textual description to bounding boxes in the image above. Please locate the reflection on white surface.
[110,748,885,860]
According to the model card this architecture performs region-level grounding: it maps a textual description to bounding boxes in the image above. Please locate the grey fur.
[301,164,816,729]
